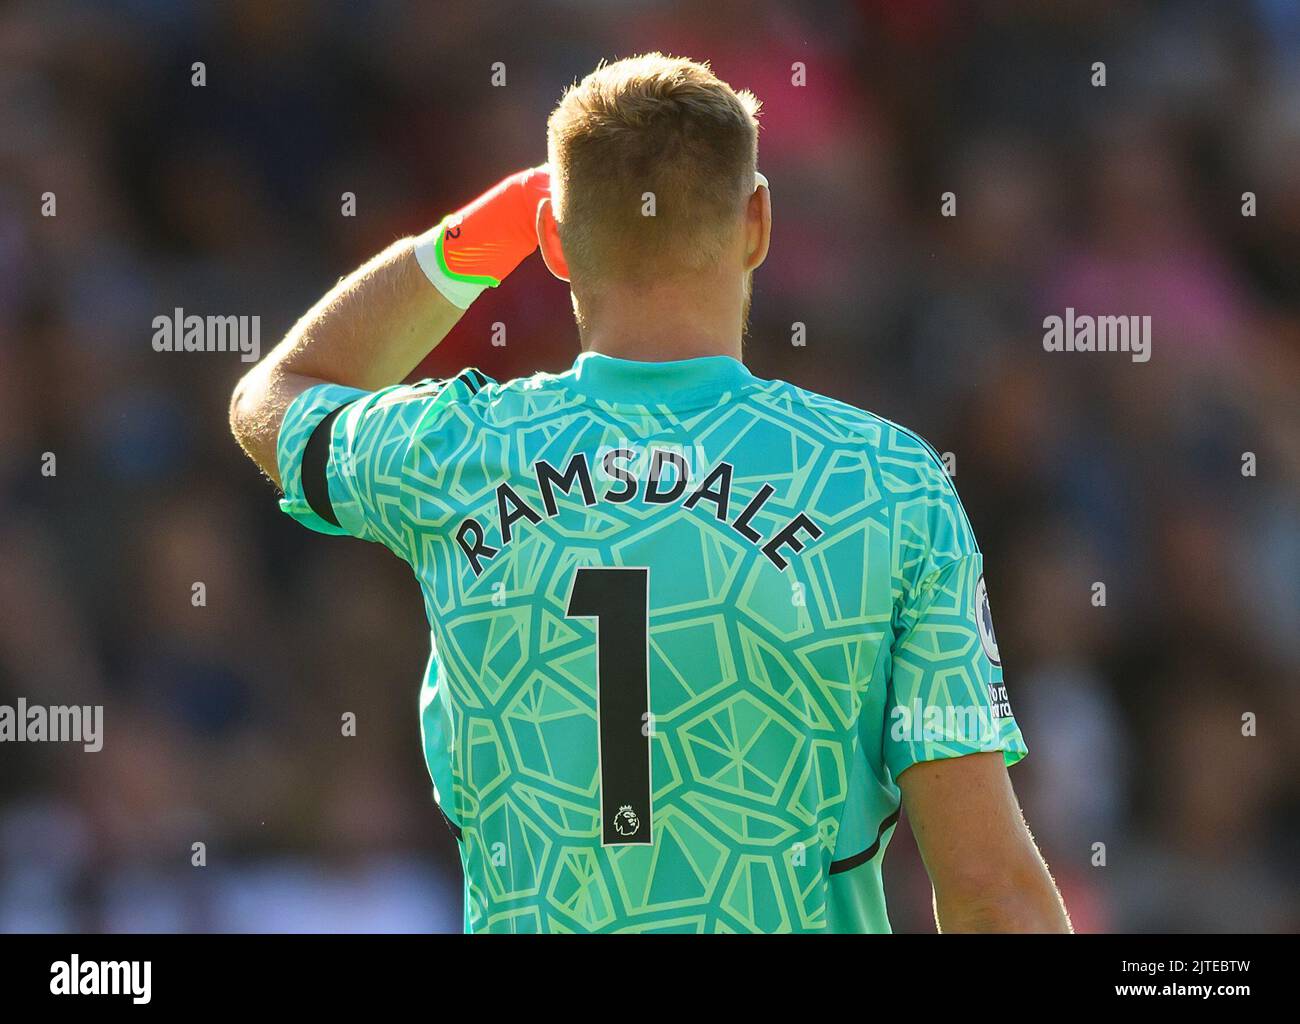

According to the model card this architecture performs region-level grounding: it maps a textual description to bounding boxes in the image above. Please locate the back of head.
[547,53,760,290]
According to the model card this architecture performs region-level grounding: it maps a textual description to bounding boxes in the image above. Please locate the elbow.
[229,375,255,451]
[227,364,287,486]
[229,368,270,462]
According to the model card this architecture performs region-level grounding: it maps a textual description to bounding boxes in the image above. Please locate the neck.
[574,273,748,362]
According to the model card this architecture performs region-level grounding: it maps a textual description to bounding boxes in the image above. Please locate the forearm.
[273,237,463,389]
[230,238,463,484]
[230,165,549,486]
[933,856,1073,933]
[900,752,1073,934]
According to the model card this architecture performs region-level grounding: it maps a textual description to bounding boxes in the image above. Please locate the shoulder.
[398,367,589,460]
[459,366,586,416]
[754,378,952,484]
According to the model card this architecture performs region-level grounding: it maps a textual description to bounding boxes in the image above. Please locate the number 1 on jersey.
[565,566,653,845]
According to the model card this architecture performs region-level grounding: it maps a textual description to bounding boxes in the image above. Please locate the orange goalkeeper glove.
[414,165,551,309]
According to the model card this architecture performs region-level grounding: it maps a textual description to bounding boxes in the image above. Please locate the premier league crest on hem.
[975,573,1001,666]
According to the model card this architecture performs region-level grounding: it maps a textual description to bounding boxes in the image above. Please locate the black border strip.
[302,405,348,527]
[829,808,901,875]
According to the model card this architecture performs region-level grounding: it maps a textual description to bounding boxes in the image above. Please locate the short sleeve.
[883,553,1027,778]
[881,429,1026,779]
[276,371,490,559]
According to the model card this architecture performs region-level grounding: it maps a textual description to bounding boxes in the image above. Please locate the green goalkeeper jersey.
[276,351,1026,933]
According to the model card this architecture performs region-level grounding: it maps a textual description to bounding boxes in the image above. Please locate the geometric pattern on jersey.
[277,352,1026,933]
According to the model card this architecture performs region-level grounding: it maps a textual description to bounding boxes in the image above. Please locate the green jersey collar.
[563,350,757,405]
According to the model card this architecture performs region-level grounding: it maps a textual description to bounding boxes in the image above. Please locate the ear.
[536,197,570,282]
[744,173,771,272]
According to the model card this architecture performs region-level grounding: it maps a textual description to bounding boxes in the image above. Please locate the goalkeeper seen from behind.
[230,53,1071,934]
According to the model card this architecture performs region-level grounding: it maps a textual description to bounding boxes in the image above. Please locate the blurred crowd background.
[0,0,1296,933]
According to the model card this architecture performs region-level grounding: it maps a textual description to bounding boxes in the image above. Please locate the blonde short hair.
[546,53,760,284]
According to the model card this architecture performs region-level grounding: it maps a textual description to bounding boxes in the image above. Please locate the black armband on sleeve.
[301,405,348,527]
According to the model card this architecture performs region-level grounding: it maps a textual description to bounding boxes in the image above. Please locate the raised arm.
[899,751,1072,933]
[229,240,463,485]
[230,166,550,485]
